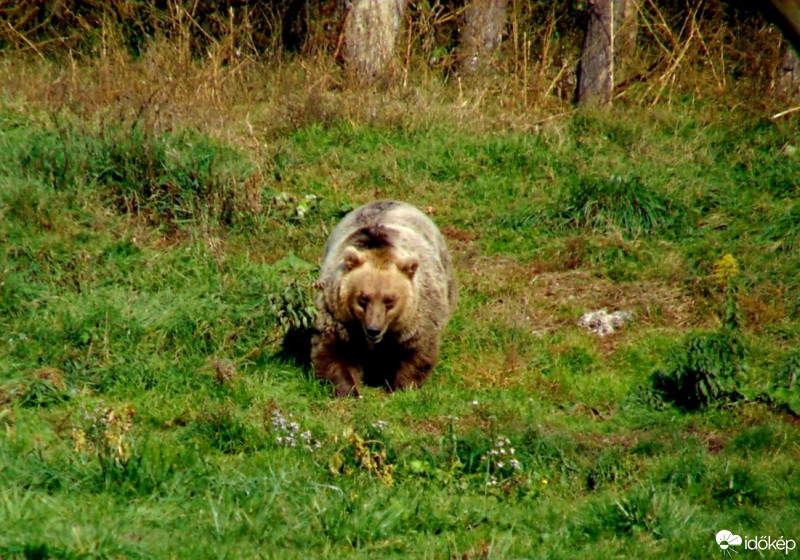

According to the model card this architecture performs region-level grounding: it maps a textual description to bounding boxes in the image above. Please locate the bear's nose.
[365,327,381,338]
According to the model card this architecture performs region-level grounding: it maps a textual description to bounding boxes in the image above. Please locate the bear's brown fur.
[311,201,456,397]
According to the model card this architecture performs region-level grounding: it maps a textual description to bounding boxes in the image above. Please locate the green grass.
[2,98,800,559]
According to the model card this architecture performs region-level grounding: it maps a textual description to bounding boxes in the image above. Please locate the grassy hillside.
[2,48,800,559]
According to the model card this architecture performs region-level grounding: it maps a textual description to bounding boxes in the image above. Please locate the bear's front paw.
[393,359,433,391]
[334,382,361,398]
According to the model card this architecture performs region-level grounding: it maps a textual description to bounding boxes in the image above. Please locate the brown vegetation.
[0,1,794,120]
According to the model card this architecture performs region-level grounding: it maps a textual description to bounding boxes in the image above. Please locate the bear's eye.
[383,296,396,309]
[357,294,370,308]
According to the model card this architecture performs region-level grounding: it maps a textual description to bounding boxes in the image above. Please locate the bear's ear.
[343,247,365,271]
[397,255,419,279]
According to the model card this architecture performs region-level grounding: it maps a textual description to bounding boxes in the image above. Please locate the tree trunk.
[344,0,407,86]
[761,1,800,99]
[613,0,638,83]
[459,0,509,76]
[577,0,614,105]
[766,0,800,53]
[777,44,800,99]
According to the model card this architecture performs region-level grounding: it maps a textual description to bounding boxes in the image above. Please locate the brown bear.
[311,200,457,397]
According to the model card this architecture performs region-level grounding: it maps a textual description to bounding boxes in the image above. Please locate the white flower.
[372,420,388,432]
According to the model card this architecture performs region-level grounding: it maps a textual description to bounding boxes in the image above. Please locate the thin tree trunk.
[344,0,407,86]
[577,0,614,105]
[762,1,800,99]
[767,0,800,53]
[459,0,509,76]
[777,44,800,99]
[614,0,638,83]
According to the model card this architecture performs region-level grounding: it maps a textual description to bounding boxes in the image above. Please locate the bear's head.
[338,246,418,344]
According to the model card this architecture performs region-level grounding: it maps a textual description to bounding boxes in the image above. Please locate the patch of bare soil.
[458,253,700,335]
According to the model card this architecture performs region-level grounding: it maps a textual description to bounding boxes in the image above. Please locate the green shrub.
[650,330,746,411]
[269,277,317,333]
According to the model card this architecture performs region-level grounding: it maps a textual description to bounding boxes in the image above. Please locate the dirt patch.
[457,253,701,335]
[441,225,478,244]
[685,426,729,454]
[739,283,789,332]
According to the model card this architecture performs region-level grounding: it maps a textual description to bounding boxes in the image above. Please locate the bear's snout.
[363,302,388,343]
[364,326,383,342]
[363,319,386,343]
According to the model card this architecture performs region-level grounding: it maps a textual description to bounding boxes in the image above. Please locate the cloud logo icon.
[716,530,742,551]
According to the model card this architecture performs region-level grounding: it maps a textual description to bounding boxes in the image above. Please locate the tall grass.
[544,174,690,238]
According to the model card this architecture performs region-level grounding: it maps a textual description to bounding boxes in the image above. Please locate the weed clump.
[577,487,687,542]
[482,435,523,488]
[767,350,800,415]
[94,127,257,229]
[71,403,136,468]
[6,367,71,408]
[328,427,395,486]
[547,175,688,238]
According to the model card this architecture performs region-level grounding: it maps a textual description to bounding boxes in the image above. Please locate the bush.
[650,330,746,411]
